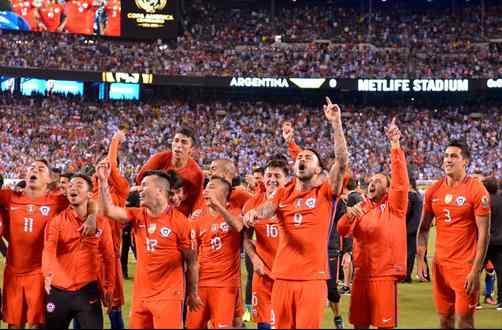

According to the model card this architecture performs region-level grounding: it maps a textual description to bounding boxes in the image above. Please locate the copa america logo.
[135,0,167,13]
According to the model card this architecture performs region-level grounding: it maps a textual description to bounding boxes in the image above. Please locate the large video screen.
[20,77,84,96]
[0,0,177,39]
[0,76,15,93]
[108,82,139,100]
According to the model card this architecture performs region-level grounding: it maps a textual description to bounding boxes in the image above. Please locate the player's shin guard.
[109,309,125,330]
[257,322,271,330]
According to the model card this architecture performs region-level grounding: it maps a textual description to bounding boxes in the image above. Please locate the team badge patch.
[481,195,490,208]
[444,194,453,204]
[46,302,55,313]
[40,206,50,216]
[456,196,466,206]
[220,222,229,232]
[160,227,171,237]
[148,223,157,234]
[305,198,316,209]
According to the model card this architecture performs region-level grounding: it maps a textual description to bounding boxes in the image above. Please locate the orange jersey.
[103,0,120,36]
[270,181,335,280]
[42,209,115,292]
[337,148,409,279]
[11,0,40,31]
[127,207,191,300]
[39,1,63,32]
[424,176,490,266]
[190,207,241,287]
[243,192,279,270]
[64,0,96,35]
[136,151,204,217]
[0,189,67,274]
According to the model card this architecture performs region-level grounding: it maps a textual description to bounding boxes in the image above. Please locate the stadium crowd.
[0,94,500,181]
[0,1,501,77]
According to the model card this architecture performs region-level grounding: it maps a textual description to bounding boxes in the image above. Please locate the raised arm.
[97,162,129,223]
[386,117,409,215]
[282,121,302,160]
[205,190,244,232]
[324,98,349,196]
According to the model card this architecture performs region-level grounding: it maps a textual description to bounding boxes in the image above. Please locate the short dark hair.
[209,176,232,199]
[71,173,94,191]
[34,159,50,168]
[61,172,74,180]
[268,154,289,164]
[266,159,289,177]
[303,148,324,170]
[51,167,62,175]
[175,127,197,146]
[165,170,184,189]
[0,173,3,188]
[483,177,498,195]
[252,166,265,175]
[127,191,140,207]
[447,139,471,160]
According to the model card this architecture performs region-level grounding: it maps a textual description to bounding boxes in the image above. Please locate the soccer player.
[101,0,120,36]
[39,0,64,32]
[97,165,202,329]
[60,0,97,35]
[136,127,204,217]
[10,0,44,31]
[243,97,348,329]
[337,117,409,329]
[93,129,130,329]
[186,177,243,329]
[42,174,115,329]
[0,160,96,329]
[243,159,289,330]
[417,140,491,329]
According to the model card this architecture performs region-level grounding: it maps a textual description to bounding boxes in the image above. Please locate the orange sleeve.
[471,182,491,217]
[109,167,130,204]
[107,135,120,169]
[388,148,409,216]
[288,141,302,160]
[135,151,171,185]
[126,207,142,226]
[98,218,115,293]
[42,214,62,277]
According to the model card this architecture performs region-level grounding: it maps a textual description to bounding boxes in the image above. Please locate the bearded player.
[244,97,348,328]
[337,117,409,329]
[417,140,491,329]
[187,177,243,329]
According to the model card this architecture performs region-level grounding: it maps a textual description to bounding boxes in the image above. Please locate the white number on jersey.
[266,224,279,238]
[443,208,452,224]
[23,217,34,233]
[210,236,222,251]
[146,238,158,252]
